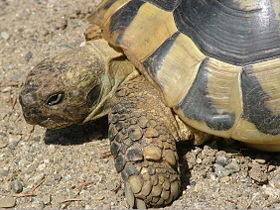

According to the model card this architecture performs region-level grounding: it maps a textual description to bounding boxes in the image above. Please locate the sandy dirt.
[1,0,280,209]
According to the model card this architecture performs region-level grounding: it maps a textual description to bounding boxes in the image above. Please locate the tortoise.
[19,0,280,208]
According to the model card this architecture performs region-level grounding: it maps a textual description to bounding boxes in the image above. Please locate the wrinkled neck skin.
[83,40,139,123]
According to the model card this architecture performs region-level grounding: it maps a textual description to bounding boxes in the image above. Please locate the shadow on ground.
[44,116,108,145]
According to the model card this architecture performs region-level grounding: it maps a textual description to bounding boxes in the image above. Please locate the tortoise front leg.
[108,76,181,208]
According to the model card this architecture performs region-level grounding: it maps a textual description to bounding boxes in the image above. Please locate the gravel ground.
[2,0,280,209]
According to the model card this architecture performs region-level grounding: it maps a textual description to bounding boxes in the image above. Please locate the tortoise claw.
[125,182,135,208]
[125,182,147,209]
[135,198,147,209]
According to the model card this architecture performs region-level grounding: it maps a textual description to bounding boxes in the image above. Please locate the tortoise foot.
[109,76,181,208]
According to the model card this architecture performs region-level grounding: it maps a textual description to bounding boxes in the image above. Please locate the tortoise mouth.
[21,106,73,130]
[38,119,70,129]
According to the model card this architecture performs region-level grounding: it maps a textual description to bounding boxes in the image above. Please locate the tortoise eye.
[46,92,64,106]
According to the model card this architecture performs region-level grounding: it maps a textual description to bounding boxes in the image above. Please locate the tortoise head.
[19,40,129,129]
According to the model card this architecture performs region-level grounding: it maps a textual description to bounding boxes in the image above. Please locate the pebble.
[8,136,21,150]
[53,18,68,30]
[0,169,9,177]
[32,173,45,184]
[215,155,228,166]
[41,194,51,205]
[24,51,33,62]
[11,180,23,193]
[269,174,280,189]
[92,195,105,200]
[220,176,231,183]
[196,158,202,164]
[225,160,240,173]
[38,163,46,171]
[254,158,266,164]
[214,164,230,178]
[0,197,16,208]
[0,31,10,40]
[31,200,45,209]
[1,87,11,93]
[249,164,268,184]
[0,139,8,149]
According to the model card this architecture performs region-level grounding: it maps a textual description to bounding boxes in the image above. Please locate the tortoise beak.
[19,91,48,126]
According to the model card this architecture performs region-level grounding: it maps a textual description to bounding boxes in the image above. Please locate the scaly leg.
[109,76,181,208]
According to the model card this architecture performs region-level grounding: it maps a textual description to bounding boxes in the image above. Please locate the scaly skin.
[109,76,181,208]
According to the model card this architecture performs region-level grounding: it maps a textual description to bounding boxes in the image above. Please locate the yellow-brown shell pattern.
[89,0,280,144]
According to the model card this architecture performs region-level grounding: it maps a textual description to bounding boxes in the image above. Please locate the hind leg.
[109,76,181,208]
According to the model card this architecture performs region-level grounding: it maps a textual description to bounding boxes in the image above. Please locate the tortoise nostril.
[19,92,36,107]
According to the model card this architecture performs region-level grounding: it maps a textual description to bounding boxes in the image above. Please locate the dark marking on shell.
[103,0,118,9]
[241,66,280,135]
[143,32,179,79]
[176,58,235,130]
[109,0,144,45]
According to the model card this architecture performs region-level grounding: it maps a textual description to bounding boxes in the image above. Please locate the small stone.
[270,175,280,189]
[11,180,23,193]
[249,164,268,184]
[24,51,33,62]
[214,164,230,178]
[0,169,9,177]
[0,197,16,208]
[38,163,46,171]
[1,31,10,40]
[215,155,228,166]
[54,174,62,181]
[53,18,68,30]
[196,158,202,164]
[26,156,33,162]
[32,173,45,184]
[8,136,20,150]
[220,176,231,183]
[143,146,162,161]
[128,175,143,194]
[92,195,105,200]
[0,139,8,149]
[225,160,240,173]
[254,158,266,164]
[31,200,45,209]
[1,87,11,93]
[268,165,276,172]
[41,194,51,205]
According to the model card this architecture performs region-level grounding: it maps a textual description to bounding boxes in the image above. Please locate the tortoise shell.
[89,0,280,144]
